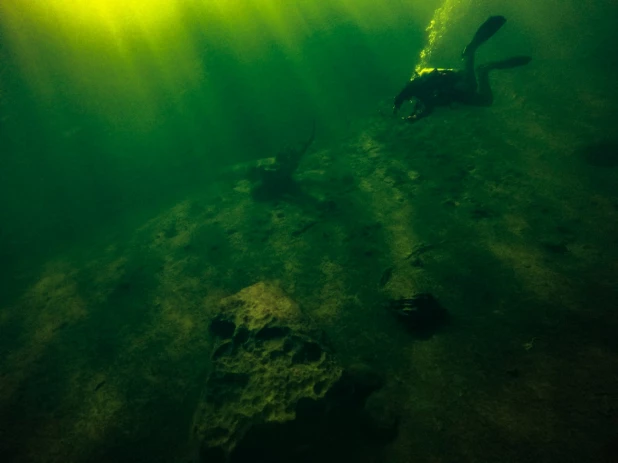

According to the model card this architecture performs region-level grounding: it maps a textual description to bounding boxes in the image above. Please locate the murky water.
[1,1,617,462]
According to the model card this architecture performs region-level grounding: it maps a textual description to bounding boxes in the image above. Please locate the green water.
[1,1,617,462]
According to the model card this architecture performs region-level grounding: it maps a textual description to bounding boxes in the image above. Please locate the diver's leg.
[461,43,477,91]
[460,16,507,92]
[473,66,494,106]
[472,56,532,106]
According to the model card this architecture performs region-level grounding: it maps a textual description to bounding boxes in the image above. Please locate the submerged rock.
[250,122,316,201]
[192,282,394,463]
[387,293,449,337]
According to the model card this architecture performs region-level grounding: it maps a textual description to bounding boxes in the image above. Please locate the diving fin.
[479,55,532,71]
[462,15,507,57]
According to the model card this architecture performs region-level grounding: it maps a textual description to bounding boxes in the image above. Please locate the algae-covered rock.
[192,281,394,463]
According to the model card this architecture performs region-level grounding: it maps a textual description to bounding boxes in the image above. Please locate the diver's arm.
[393,80,417,115]
[405,99,432,123]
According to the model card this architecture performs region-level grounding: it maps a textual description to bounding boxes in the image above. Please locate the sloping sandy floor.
[1,63,617,463]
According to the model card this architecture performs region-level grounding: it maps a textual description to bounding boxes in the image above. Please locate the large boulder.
[192,282,395,463]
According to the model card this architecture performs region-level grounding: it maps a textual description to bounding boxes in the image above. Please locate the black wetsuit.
[393,16,531,122]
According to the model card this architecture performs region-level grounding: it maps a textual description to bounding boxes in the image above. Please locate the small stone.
[387,293,449,337]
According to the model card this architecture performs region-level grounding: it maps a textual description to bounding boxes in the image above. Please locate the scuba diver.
[393,16,531,122]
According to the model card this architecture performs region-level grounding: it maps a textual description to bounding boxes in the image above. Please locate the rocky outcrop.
[249,122,316,200]
[192,281,396,463]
